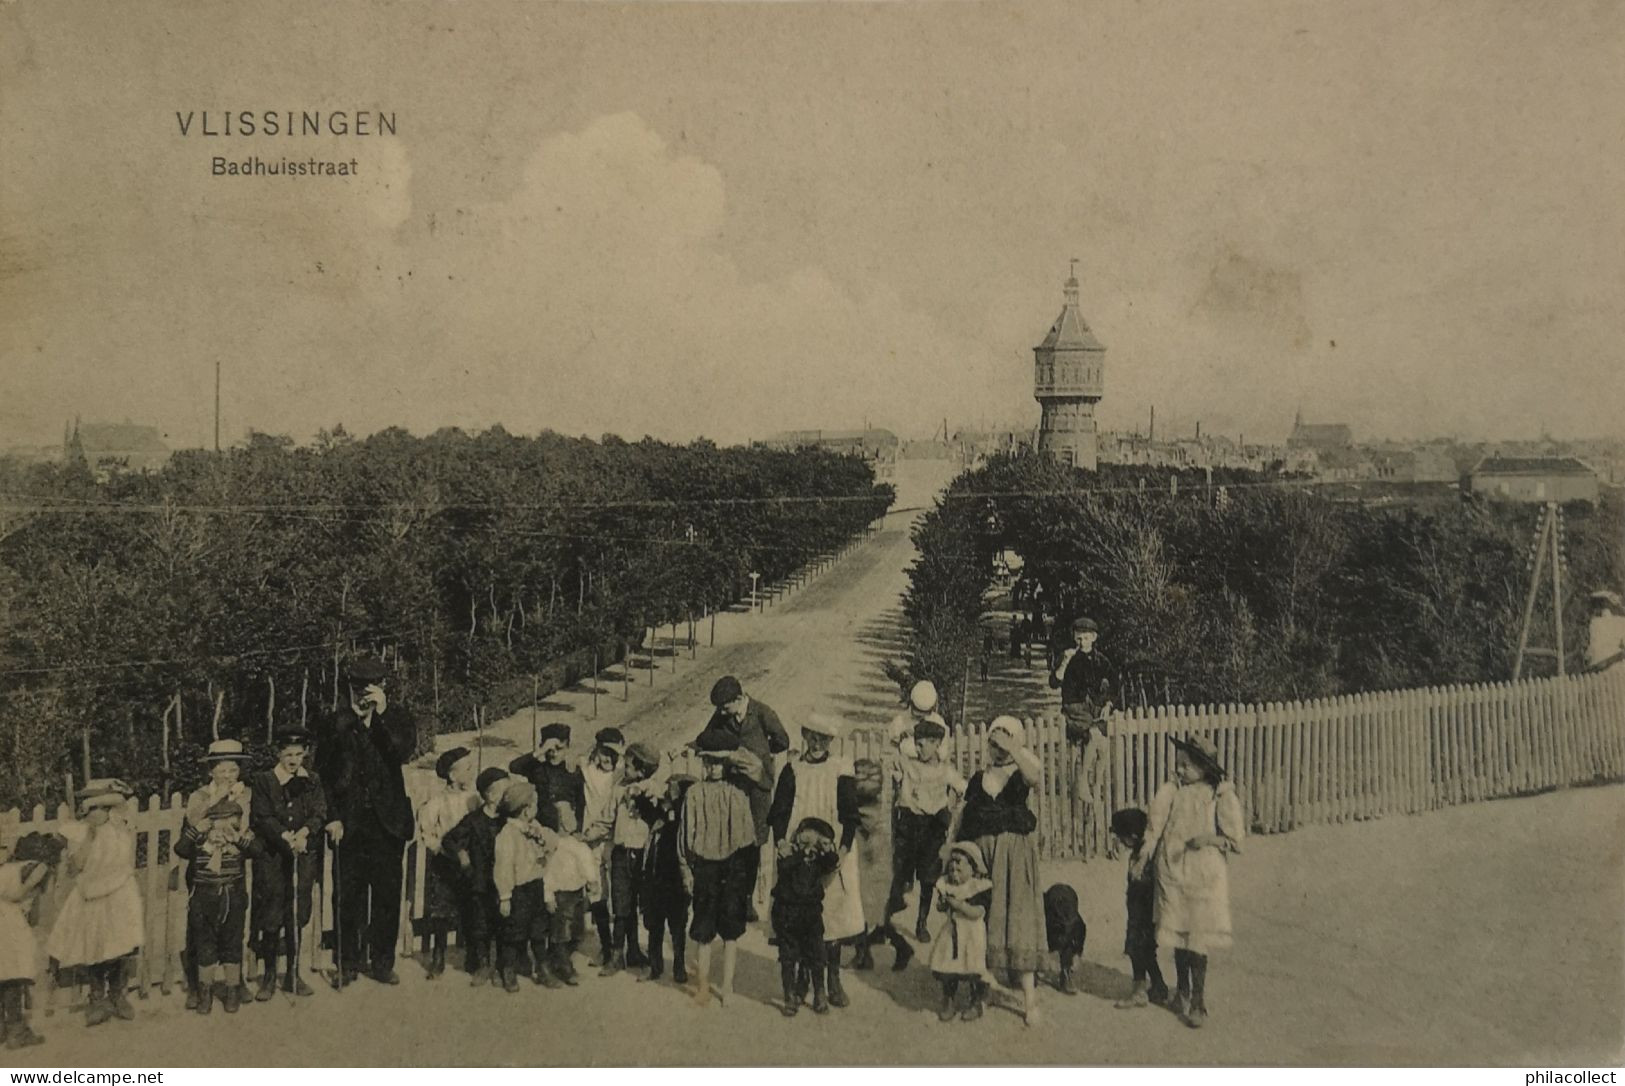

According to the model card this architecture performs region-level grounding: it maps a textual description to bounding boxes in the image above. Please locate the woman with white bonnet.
[953,715,1047,1026]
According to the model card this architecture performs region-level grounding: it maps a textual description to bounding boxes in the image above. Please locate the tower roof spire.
[1037,262,1103,352]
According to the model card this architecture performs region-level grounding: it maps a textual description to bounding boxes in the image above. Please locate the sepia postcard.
[1,0,1622,1072]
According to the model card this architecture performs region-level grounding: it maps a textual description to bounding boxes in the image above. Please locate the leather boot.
[851,930,876,971]
[779,962,799,1016]
[195,980,214,1016]
[1184,954,1208,1028]
[599,948,626,978]
[810,960,829,1014]
[108,958,135,1020]
[960,980,985,1021]
[428,939,447,979]
[221,966,243,1014]
[915,886,935,944]
[625,921,648,969]
[671,936,687,985]
[84,968,112,1027]
[591,904,613,967]
[937,980,958,1022]
[284,966,314,997]
[181,949,199,1011]
[256,947,279,1002]
[643,928,664,982]
[3,986,42,1049]
[825,944,849,1008]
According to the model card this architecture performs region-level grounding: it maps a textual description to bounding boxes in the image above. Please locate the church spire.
[1065,257,1080,306]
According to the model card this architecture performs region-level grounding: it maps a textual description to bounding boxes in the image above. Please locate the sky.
[2,0,1622,450]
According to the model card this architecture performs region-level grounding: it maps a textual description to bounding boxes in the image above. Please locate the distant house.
[1371,446,1457,484]
[1468,456,1598,504]
[74,422,172,475]
[758,428,899,462]
[1286,411,1353,453]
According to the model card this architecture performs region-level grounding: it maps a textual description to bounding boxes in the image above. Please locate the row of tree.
[902,453,1621,718]
[0,427,893,808]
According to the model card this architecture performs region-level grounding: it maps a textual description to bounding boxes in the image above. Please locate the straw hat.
[1171,734,1226,780]
[202,739,249,763]
[75,778,134,810]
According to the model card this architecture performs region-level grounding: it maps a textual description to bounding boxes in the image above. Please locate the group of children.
[0,694,1243,1044]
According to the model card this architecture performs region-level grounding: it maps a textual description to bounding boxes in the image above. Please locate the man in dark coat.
[315,656,416,986]
[249,727,327,999]
[695,675,790,918]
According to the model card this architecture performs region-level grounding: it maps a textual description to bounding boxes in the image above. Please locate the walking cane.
[311,847,322,989]
[287,848,302,1000]
[328,845,344,992]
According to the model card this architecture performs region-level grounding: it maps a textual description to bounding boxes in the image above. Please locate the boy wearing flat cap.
[442,767,511,985]
[249,727,328,1000]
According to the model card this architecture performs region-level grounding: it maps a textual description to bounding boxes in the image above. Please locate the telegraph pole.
[214,360,221,452]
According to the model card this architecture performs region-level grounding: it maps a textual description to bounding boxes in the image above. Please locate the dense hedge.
[0,427,893,807]
[902,452,1620,713]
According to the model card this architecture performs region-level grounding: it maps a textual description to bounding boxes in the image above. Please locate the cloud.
[361,112,1005,444]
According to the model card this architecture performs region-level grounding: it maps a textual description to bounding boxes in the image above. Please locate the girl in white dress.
[46,779,144,1027]
[1133,734,1244,1029]
[926,841,992,1022]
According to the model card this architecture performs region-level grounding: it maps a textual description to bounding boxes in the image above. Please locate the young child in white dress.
[927,841,993,1022]
[46,779,144,1027]
[1133,734,1244,1029]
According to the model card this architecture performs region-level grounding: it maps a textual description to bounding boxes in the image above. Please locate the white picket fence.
[5,666,1622,1002]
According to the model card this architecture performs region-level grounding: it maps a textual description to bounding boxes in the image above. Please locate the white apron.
[786,755,866,941]
[1145,778,1245,953]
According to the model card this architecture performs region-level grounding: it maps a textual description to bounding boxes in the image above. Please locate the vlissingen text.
[211,156,360,177]
[176,110,396,136]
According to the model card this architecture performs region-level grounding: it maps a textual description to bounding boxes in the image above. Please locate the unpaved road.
[21,460,1625,1066]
